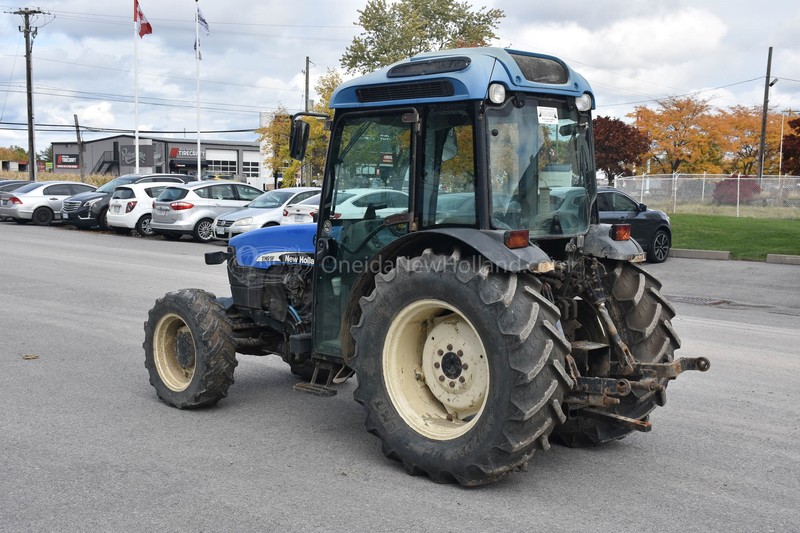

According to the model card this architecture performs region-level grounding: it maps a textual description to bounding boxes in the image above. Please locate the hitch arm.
[634,357,711,380]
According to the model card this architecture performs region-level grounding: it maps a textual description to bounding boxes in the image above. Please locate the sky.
[1,0,799,155]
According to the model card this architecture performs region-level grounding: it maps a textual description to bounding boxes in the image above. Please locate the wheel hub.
[175,327,195,369]
[421,316,489,419]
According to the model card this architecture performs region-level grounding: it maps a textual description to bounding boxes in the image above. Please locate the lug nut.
[462,363,469,370]
[434,362,440,369]
[439,376,445,382]
[459,376,465,383]
[457,350,463,357]
[449,381,455,388]
[437,349,444,356]
[447,344,453,351]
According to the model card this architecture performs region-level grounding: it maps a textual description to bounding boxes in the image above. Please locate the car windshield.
[249,190,294,208]
[297,193,322,205]
[96,176,134,193]
[11,182,44,194]
[157,187,188,202]
[486,97,594,237]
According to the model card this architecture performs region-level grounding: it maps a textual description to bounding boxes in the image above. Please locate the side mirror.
[638,203,647,212]
[289,120,310,161]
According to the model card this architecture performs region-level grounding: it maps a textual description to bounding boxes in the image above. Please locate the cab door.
[311,112,415,357]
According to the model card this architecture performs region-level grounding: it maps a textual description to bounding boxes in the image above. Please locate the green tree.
[256,69,343,186]
[593,116,650,184]
[38,145,53,162]
[341,0,504,74]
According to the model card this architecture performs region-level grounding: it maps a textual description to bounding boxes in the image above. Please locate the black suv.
[61,173,191,229]
[597,186,672,263]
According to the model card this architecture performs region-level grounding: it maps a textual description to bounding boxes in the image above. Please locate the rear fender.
[580,224,645,262]
[339,228,554,362]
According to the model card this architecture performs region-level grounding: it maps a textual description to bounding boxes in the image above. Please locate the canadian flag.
[134,0,153,38]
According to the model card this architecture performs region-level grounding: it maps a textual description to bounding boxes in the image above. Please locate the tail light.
[504,229,529,249]
[170,201,194,211]
[610,224,631,241]
[310,211,317,222]
[125,201,137,213]
[9,196,22,205]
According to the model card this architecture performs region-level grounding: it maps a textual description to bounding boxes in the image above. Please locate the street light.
[757,46,774,182]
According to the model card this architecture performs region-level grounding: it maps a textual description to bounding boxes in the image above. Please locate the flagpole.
[134,2,140,174]
[195,0,201,177]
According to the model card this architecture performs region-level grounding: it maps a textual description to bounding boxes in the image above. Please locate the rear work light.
[610,224,631,241]
[170,201,194,211]
[9,196,22,205]
[125,201,137,213]
[504,229,530,249]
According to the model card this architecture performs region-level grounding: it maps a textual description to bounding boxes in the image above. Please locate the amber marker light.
[610,224,631,241]
[504,229,530,249]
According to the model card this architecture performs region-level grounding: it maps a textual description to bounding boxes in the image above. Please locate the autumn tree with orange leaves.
[630,96,723,174]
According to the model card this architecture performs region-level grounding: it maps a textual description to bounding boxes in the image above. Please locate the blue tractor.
[144,47,708,486]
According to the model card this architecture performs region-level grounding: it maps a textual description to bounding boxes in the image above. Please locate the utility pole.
[12,8,46,181]
[74,114,85,183]
[757,46,774,182]
[301,56,311,186]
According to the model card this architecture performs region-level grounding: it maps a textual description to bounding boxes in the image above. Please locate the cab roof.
[330,47,594,110]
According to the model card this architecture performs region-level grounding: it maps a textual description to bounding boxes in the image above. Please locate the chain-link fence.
[613,174,800,219]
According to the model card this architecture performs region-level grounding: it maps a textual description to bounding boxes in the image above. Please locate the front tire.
[32,207,54,226]
[552,261,680,446]
[143,289,237,408]
[351,250,572,486]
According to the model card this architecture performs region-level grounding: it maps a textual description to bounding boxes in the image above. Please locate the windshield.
[487,97,594,237]
[96,177,132,193]
[250,190,293,208]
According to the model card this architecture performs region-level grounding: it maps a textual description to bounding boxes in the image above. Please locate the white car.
[106,182,175,237]
[0,180,96,225]
[212,186,319,240]
[281,188,408,225]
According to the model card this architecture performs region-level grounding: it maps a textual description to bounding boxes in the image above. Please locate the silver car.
[212,186,319,240]
[150,180,263,242]
[0,180,96,226]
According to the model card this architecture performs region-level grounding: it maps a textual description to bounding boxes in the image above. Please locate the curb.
[766,254,800,265]
[669,249,731,260]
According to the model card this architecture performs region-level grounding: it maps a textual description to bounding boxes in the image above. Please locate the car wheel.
[647,229,670,263]
[136,215,155,237]
[192,218,214,242]
[97,207,110,231]
[32,207,54,226]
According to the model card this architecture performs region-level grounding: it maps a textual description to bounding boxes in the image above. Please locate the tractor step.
[582,408,651,432]
[293,382,337,397]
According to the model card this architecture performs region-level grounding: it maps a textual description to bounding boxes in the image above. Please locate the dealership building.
[51,134,273,189]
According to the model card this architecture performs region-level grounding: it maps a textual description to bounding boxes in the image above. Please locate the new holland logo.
[255,252,314,265]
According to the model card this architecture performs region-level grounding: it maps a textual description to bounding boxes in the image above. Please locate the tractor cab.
[290,48,599,358]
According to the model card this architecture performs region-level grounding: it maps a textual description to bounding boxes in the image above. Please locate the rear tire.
[193,218,214,242]
[32,207,54,226]
[647,229,670,263]
[351,249,572,486]
[552,261,680,447]
[136,214,154,237]
[143,289,237,408]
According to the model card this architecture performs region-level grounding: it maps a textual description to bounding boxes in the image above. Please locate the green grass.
[671,214,800,261]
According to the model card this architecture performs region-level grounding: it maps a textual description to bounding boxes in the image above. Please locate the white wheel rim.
[383,299,489,440]
[153,313,196,391]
